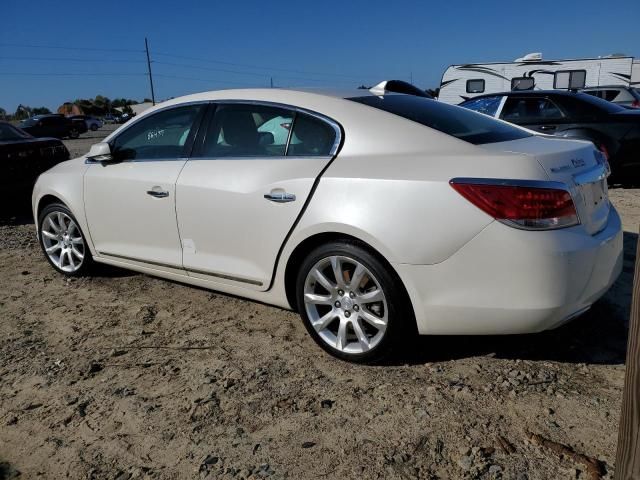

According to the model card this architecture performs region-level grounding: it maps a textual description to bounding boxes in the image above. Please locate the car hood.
[0,136,61,146]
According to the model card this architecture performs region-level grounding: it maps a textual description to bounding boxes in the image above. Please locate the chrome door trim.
[187,267,263,286]
[97,251,263,286]
[210,99,343,156]
[97,251,184,270]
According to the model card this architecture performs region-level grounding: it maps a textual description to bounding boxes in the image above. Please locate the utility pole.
[615,228,640,479]
[145,37,156,105]
[270,77,273,88]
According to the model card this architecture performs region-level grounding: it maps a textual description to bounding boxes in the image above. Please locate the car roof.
[161,87,389,104]
[581,85,630,90]
[463,90,594,101]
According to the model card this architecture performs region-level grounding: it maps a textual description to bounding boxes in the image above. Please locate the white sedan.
[32,88,623,363]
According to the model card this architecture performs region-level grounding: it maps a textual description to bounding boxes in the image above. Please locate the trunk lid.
[480,135,610,235]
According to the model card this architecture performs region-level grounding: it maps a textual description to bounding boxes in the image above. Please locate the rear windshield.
[0,123,31,141]
[568,92,626,114]
[348,94,531,145]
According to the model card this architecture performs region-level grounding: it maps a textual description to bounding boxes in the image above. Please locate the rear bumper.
[397,208,623,335]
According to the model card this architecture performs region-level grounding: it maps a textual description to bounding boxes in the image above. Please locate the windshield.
[348,94,531,145]
[0,123,32,141]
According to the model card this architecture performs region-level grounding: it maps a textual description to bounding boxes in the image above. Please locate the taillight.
[450,179,579,230]
[631,100,640,108]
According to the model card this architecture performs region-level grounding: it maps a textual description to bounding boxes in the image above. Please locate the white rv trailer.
[438,53,640,105]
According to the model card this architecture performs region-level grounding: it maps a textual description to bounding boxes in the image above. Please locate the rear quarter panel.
[282,104,549,266]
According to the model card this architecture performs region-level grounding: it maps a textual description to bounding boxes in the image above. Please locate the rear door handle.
[264,190,296,203]
[147,187,169,198]
[539,125,556,131]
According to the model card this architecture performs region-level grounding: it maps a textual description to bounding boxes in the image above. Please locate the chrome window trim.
[187,155,332,162]
[209,99,343,157]
[85,101,210,164]
[93,99,343,164]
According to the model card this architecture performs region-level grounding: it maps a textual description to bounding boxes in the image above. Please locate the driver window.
[111,105,202,161]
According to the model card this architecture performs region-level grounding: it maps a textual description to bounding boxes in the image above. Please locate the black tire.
[38,203,93,276]
[295,241,414,364]
[90,124,98,131]
[68,128,79,139]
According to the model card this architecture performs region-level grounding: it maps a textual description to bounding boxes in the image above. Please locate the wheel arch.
[36,194,67,218]
[283,232,416,332]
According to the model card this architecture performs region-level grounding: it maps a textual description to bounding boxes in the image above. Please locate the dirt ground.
[0,126,639,479]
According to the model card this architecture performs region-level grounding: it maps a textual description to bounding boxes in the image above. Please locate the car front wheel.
[68,128,79,139]
[38,203,92,276]
[296,242,411,363]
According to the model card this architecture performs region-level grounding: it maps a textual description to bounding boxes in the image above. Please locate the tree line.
[0,95,153,121]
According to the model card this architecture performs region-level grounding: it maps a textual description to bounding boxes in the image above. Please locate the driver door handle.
[147,187,169,198]
[539,125,556,131]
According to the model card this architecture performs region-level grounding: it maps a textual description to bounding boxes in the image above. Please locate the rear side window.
[603,90,621,101]
[466,79,485,94]
[501,97,564,122]
[459,96,502,116]
[349,95,531,145]
[288,113,336,156]
[554,70,586,89]
[511,77,535,91]
[200,104,292,157]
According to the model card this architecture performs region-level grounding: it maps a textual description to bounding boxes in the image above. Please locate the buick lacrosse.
[33,88,623,363]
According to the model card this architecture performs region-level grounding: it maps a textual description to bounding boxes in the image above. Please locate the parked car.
[102,113,121,124]
[580,86,640,109]
[459,90,640,183]
[20,114,87,139]
[69,115,103,131]
[0,122,69,209]
[33,89,622,363]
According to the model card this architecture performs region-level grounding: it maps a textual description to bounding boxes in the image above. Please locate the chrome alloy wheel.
[303,255,388,354]
[41,211,85,273]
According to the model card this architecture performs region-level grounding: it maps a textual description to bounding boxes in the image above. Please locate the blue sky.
[2,0,639,112]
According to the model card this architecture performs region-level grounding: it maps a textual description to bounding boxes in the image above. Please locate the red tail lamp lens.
[450,181,579,229]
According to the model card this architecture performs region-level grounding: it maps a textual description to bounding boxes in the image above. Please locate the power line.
[154,61,271,79]
[1,56,142,64]
[0,42,143,53]
[0,72,146,76]
[154,74,265,87]
[154,61,357,85]
[153,52,371,80]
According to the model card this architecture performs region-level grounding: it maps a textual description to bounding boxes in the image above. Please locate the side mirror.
[86,142,114,162]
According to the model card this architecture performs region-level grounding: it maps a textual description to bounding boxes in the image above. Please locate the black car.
[459,91,640,183]
[19,114,88,139]
[0,122,69,209]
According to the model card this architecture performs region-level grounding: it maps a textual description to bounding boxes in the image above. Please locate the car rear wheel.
[90,124,98,131]
[68,128,79,139]
[296,242,411,363]
[38,203,92,276]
